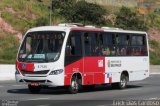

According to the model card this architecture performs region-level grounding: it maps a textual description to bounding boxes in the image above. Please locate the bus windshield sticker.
[28,54,32,59]
[33,54,45,59]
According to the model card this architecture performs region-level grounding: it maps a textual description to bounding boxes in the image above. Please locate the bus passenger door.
[64,31,83,86]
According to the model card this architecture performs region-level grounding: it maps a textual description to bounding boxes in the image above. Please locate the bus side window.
[102,33,115,56]
[116,34,130,56]
[130,34,147,56]
[84,32,100,56]
[65,38,71,56]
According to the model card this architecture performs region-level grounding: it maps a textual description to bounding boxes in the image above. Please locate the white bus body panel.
[105,56,149,83]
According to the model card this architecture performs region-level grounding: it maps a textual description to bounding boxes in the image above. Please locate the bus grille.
[21,70,49,75]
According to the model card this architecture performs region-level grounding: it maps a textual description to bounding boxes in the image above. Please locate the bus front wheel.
[68,76,80,94]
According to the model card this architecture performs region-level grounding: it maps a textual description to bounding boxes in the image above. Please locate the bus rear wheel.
[68,76,80,94]
[111,74,128,89]
[28,84,41,94]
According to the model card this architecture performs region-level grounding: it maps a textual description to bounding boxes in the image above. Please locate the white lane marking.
[28,98,50,101]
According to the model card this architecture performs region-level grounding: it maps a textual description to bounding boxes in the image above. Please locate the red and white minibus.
[15,24,149,94]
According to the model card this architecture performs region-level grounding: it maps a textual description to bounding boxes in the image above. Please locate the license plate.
[31,82,40,86]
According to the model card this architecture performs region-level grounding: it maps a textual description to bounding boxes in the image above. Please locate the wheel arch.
[70,72,83,85]
[121,70,129,81]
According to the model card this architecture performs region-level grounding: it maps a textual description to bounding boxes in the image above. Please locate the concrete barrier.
[150,65,160,74]
[0,64,15,81]
[0,64,159,81]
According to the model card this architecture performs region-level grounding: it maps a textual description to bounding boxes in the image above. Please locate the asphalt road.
[0,74,160,106]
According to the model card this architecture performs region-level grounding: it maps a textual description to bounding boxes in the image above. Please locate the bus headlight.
[49,69,63,75]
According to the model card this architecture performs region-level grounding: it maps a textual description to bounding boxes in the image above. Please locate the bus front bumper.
[15,74,64,87]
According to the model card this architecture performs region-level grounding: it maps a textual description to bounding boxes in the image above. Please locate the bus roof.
[27,26,147,35]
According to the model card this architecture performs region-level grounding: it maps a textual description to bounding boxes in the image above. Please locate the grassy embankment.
[0,0,160,64]
[0,0,49,63]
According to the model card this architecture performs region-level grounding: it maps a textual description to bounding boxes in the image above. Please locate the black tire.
[68,76,80,94]
[28,84,41,94]
[111,74,128,89]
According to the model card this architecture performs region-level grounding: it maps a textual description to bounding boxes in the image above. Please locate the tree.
[51,0,76,24]
[115,6,147,31]
[35,17,49,26]
[69,1,106,25]
[51,0,106,25]
[73,1,106,24]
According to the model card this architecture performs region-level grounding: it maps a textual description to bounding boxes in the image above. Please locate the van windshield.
[18,31,65,63]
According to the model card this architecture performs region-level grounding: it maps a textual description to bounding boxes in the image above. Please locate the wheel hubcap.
[121,78,126,88]
[71,80,78,91]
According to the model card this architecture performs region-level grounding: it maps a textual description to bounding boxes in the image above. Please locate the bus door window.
[84,33,90,56]
[66,31,82,56]
[66,37,72,56]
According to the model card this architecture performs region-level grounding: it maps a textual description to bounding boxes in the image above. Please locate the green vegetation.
[149,40,160,65]
[0,0,160,64]
[0,0,50,64]
[0,0,49,32]
[0,32,19,64]
[115,6,148,31]
[63,1,106,25]
[147,12,160,29]
[51,0,106,25]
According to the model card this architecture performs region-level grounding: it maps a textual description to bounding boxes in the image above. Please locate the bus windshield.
[18,31,65,63]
